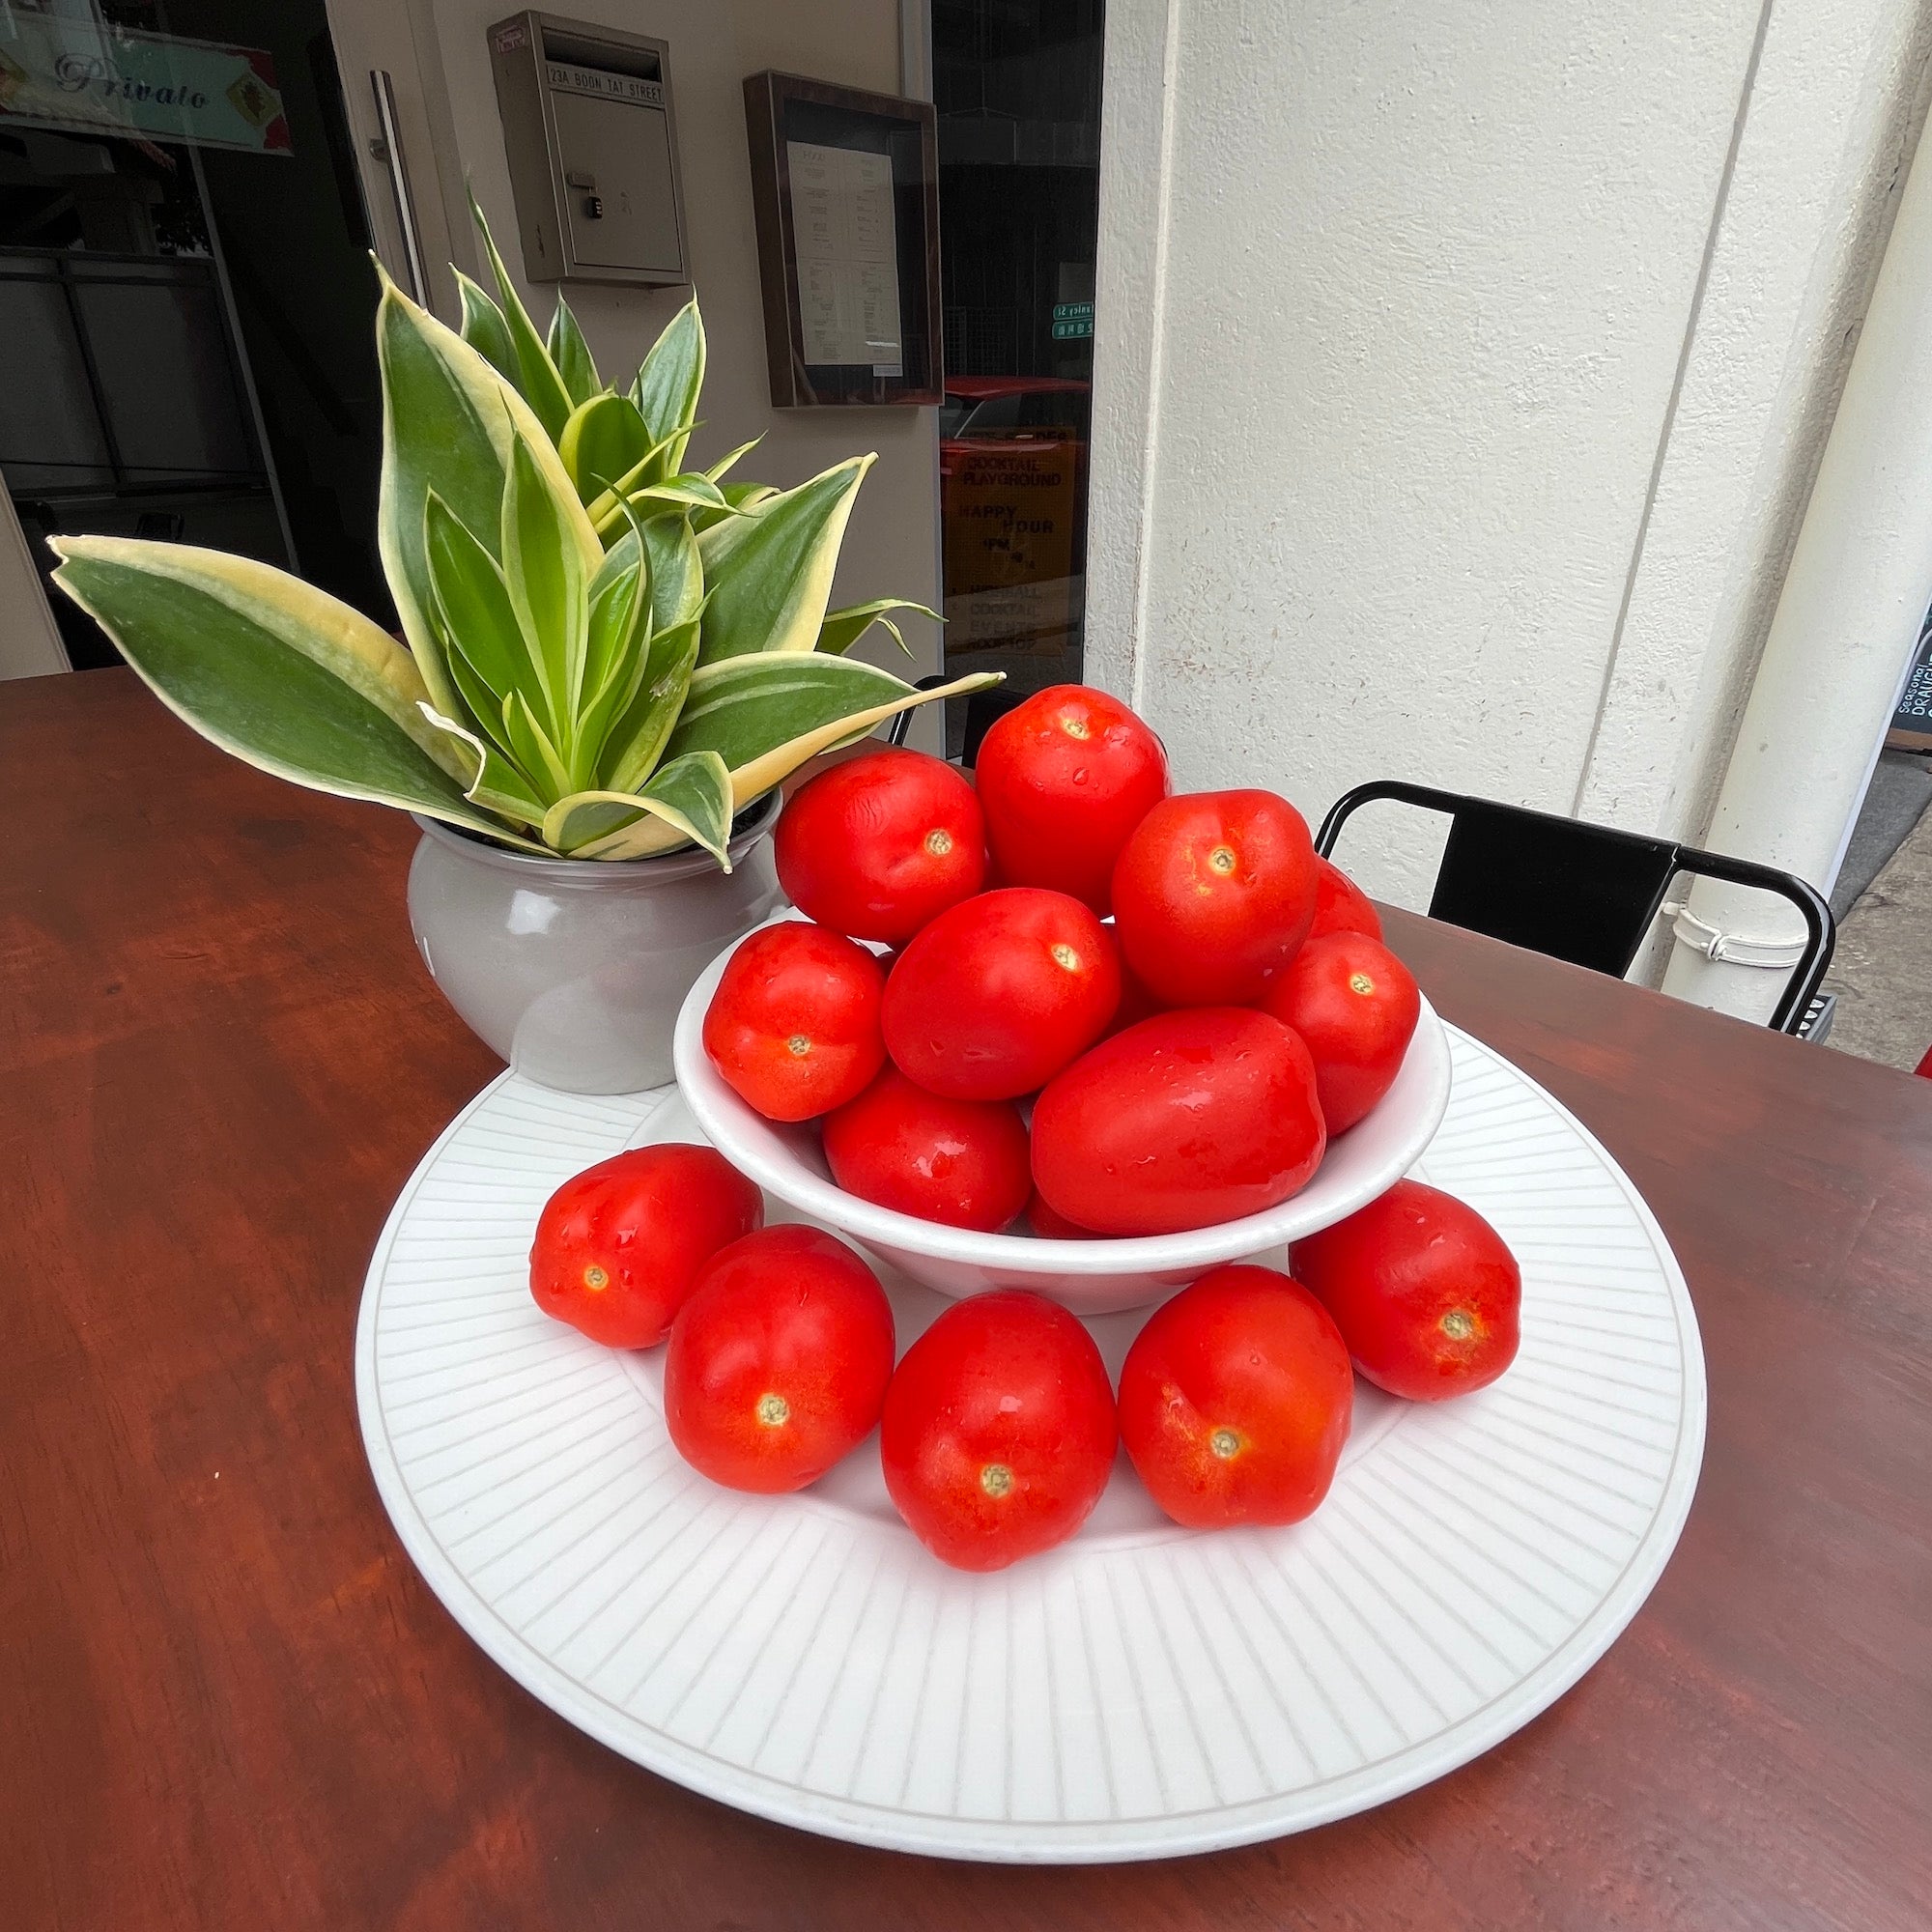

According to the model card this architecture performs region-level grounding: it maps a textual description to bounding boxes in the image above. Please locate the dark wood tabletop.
[4,668,1928,1931]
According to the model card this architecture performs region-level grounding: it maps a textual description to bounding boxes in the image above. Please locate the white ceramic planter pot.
[407,795,782,1094]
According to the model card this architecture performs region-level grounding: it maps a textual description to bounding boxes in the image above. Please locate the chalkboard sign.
[1887,615,1932,752]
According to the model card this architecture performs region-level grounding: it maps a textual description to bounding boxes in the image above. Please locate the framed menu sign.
[742,71,941,407]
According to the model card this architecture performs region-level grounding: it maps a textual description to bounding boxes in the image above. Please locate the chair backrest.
[1315,780,1835,1035]
[887,675,1024,765]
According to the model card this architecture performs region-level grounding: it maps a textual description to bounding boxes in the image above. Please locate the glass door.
[932,0,1104,753]
[0,0,462,671]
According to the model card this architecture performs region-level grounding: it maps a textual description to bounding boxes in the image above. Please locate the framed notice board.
[742,71,941,407]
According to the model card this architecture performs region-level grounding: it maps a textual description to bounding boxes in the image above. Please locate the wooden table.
[5,668,1928,1931]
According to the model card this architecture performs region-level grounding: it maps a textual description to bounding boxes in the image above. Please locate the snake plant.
[48,203,988,865]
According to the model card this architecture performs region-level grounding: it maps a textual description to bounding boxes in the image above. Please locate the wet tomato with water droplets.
[1031,1007,1325,1236]
[1292,1179,1521,1400]
[975,684,1169,915]
[881,1290,1118,1570]
[703,922,885,1121]
[529,1145,762,1349]
[665,1226,896,1492]
[1117,1263,1354,1527]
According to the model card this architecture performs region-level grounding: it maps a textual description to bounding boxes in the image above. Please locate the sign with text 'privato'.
[0,21,289,156]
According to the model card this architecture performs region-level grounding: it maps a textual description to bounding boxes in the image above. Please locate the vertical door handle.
[369,69,430,305]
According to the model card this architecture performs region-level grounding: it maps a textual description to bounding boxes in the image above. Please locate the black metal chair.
[888,675,1024,765]
[1316,780,1835,1037]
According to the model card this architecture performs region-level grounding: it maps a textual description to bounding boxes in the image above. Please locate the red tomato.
[1101,961,1166,1038]
[702,923,885,1122]
[880,1291,1118,1571]
[665,1226,895,1492]
[1292,1180,1521,1400]
[822,1066,1032,1231]
[1117,1264,1353,1527]
[975,685,1169,914]
[529,1145,762,1349]
[1263,932,1420,1132]
[1111,790,1319,1006]
[776,749,986,944]
[1310,857,1383,942]
[882,888,1121,1100]
[1024,1187,1100,1239]
[1032,1008,1326,1236]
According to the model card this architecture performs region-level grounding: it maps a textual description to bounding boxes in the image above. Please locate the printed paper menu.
[787,141,903,374]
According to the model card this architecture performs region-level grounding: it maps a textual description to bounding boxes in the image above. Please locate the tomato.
[1263,932,1420,1132]
[702,922,886,1121]
[1117,1264,1353,1527]
[664,1226,896,1492]
[880,1291,1117,1571]
[822,1066,1032,1231]
[1032,1008,1326,1236]
[529,1145,762,1349]
[882,888,1121,1100]
[1111,790,1319,1006]
[1310,856,1383,942]
[1101,961,1166,1038]
[1024,1187,1100,1239]
[775,748,986,944]
[975,684,1169,914]
[1292,1180,1521,1400]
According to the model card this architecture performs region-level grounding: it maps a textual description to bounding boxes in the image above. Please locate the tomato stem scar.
[1208,845,1236,875]
[980,1462,1014,1497]
[1440,1310,1476,1341]
[785,1034,810,1057]
[756,1393,790,1428]
[924,828,953,857]
[1051,943,1080,970]
[1349,972,1376,995]
[582,1264,609,1291]
[1209,1427,1241,1460]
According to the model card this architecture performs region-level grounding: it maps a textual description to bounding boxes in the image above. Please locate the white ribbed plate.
[355,1028,1704,1862]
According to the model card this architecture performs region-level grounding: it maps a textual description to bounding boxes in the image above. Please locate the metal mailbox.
[487,12,690,286]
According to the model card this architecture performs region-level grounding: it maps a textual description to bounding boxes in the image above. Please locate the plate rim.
[355,1028,1706,1863]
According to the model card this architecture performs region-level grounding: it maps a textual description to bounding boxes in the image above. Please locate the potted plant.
[47,206,991,1093]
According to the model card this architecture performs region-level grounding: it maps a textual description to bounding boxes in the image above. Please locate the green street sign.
[1051,300,1094,341]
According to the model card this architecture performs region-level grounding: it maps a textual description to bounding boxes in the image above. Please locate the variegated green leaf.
[547,749,734,864]
[601,613,702,791]
[717,670,1000,808]
[580,425,693,531]
[584,542,648,700]
[666,656,999,802]
[469,186,573,438]
[420,705,547,825]
[631,299,705,481]
[818,597,937,658]
[47,537,546,851]
[704,437,762,485]
[424,491,547,726]
[455,270,519,387]
[547,296,600,406]
[502,436,589,730]
[590,471,728,542]
[559,392,653,502]
[642,513,702,630]
[696,455,872,664]
[375,270,599,725]
[691,479,777,535]
[501,689,572,802]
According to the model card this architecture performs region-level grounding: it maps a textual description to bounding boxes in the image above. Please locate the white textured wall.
[428,0,943,741]
[1091,0,1932,906]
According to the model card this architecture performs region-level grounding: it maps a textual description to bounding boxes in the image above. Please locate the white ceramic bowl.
[672,916,1453,1315]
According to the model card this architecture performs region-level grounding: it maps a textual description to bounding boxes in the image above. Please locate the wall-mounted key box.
[487,12,690,286]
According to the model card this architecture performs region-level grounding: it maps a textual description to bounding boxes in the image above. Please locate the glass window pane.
[0,277,114,492]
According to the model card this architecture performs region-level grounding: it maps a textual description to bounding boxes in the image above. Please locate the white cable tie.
[1662,899,1808,970]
